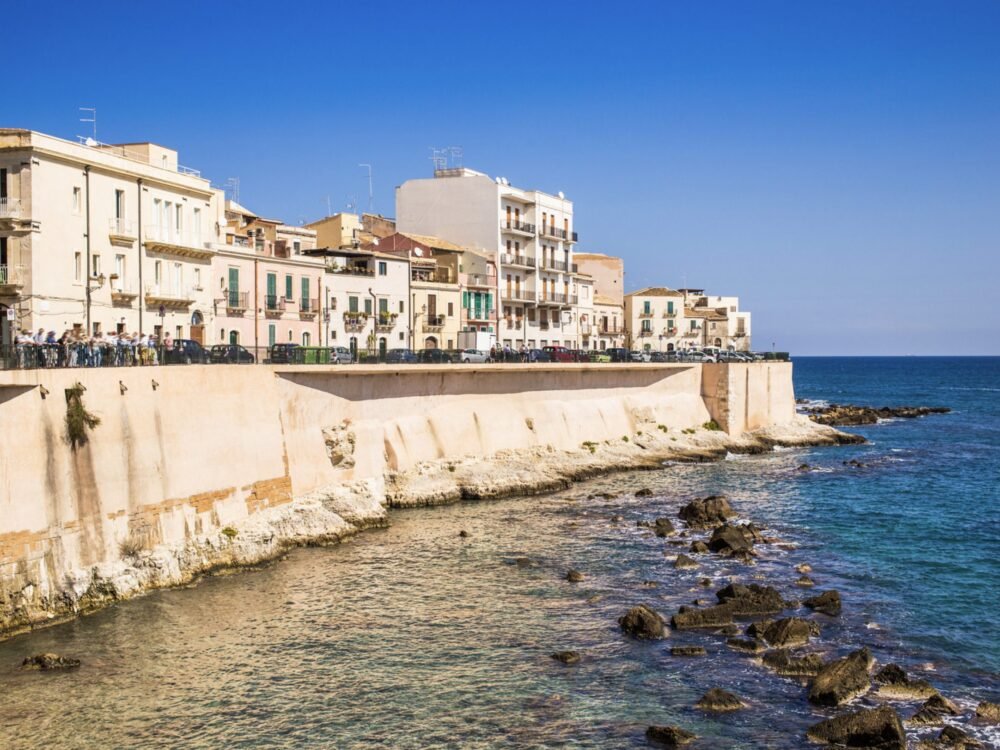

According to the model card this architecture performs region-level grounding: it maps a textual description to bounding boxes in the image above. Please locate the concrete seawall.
[0,361,818,638]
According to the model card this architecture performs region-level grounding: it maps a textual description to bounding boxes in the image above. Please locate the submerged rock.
[671,603,734,630]
[805,403,950,426]
[910,694,961,726]
[20,653,81,671]
[796,563,813,574]
[727,637,765,654]
[645,724,696,747]
[762,649,825,676]
[796,575,816,587]
[673,554,699,570]
[874,664,939,700]
[808,647,874,706]
[619,605,668,639]
[671,646,706,657]
[760,617,820,648]
[678,495,735,528]
[550,650,581,665]
[458,529,469,538]
[745,620,773,639]
[806,705,906,749]
[715,583,785,615]
[566,569,585,583]
[695,688,746,712]
[916,726,984,749]
[635,487,654,497]
[804,590,842,616]
[689,541,710,554]
[610,514,625,523]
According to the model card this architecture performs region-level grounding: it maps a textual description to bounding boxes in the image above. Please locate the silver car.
[330,346,353,364]
[459,349,489,363]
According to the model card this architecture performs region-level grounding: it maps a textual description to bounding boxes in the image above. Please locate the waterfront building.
[366,232,462,351]
[573,252,625,351]
[303,244,409,358]
[624,286,686,352]
[212,200,324,351]
[680,289,752,351]
[396,167,578,351]
[458,248,498,342]
[593,294,626,350]
[0,129,224,346]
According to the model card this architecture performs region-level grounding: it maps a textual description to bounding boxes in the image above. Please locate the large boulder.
[806,705,906,749]
[916,726,984,749]
[910,694,961,726]
[673,554,699,570]
[727,638,766,654]
[762,650,825,676]
[671,603,734,630]
[619,605,668,639]
[20,653,81,671]
[808,648,874,706]
[976,701,1000,724]
[678,495,735,528]
[760,617,820,648]
[804,590,842,616]
[708,524,754,554]
[689,541,710,554]
[695,688,746,712]
[645,725,696,747]
[716,583,786,615]
[874,664,939,700]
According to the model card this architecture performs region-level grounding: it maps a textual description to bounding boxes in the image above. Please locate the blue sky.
[8,0,999,354]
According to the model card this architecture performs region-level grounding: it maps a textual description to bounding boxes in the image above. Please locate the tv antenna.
[429,146,464,173]
[223,177,240,204]
[359,164,373,213]
[79,107,97,142]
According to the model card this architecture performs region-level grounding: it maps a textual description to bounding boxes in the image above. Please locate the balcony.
[683,328,701,337]
[638,311,654,318]
[599,326,623,335]
[638,329,653,337]
[465,307,496,322]
[662,310,677,318]
[375,312,398,332]
[412,267,454,284]
[299,297,320,319]
[580,323,592,335]
[0,198,22,219]
[110,279,139,305]
[568,231,578,243]
[463,273,496,289]
[343,311,368,332]
[144,285,195,309]
[503,318,524,330]
[423,314,445,332]
[225,290,249,313]
[501,220,535,236]
[144,226,214,260]
[0,264,26,295]
[539,225,568,240]
[538,292,578,306]
[502,288,535,302]
[541,259,568,273]
[264,295,287,316]
[500,253,536,270]
[108,218,137,246]
[327,262,374,276]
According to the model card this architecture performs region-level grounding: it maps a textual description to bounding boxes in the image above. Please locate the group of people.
[10,328,174,369]
[488,344,532,363]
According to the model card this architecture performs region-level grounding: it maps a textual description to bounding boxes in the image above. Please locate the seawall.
[0,361,845,638]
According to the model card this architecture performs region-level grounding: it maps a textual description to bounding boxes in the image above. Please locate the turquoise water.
[0,357,996,748]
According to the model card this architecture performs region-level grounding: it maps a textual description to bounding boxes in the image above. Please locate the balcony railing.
[501,220,535,234]
[538,292,578,306]
[375,312,398,331]
[540,225,568,240]
[463,273,497,288]
[683,328,701,337]
[569,231,578,243]
[264,295,287,314]
[465,307,496,321]
[600,326,623,335]
[343,312,368,331]
[299,297,319,316]
[580,323,592,334]
[542,259,568,272]
[0,198,22,219]
[144,285,196,308]
[423,314,446,331]
[662,310,677,317]
[502,288,536,302]
[144,226,213,259]
[0,264,26,290]
[500,253,536,268]
[110,280,139,303]
[638,311,654,318]
[109,218,136,238]
[225,290,249,311]
[412,267,454,284]
[327,263,374,276]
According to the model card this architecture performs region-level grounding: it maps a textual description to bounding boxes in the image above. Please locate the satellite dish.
[84,137,98,147]
[495,176,502,184]
[557,191,565,199]
[414,247,424,257]
[372,238,380,246]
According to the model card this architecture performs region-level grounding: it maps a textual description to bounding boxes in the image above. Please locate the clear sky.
[7,1,999,355]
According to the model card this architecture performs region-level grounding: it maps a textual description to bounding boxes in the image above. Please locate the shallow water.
[0,357,997,749]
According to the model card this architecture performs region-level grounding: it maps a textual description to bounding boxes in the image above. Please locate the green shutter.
[268,324,276,346]
[228,267,239,292]
[462,291,469,307]
[266,273,276,296]
[285,275,293,300]
[364,298,372,315]
[379,298,388,313]
[301,277,309,303]
[486,292,493,311]
[349,296,358,313]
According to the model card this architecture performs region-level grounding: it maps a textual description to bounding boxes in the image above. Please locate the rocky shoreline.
[799,402,951,426]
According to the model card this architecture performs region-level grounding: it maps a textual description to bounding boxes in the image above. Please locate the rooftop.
[626,286,684,298]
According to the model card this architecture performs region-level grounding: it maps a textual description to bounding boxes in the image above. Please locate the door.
[228,268,240,306]
[266,273,277,310]
[379,337,387,360]
[229,330,239,345]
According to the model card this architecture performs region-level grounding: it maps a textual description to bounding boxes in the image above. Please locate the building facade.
[396,167,579,352]
[681,289,752,351]
[624,286,687,352]
[458,248,498,342]
[0,129,223,347]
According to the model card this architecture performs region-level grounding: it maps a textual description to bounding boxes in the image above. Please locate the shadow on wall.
[276,366,696,401]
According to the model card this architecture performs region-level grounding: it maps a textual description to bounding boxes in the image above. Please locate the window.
[268,324,276,347]
[194,268,202,289]
[301,277,310,304]
[364,298,372,315]
[91,255,101,278]
[73,187,82,214]
[193,208,202,239]
[399,332,405,341]
[399,300,404,313]
[285,275,293,300]
[447,302,453,317]
[378,261,387,276]
[643,300,651,314]
[172,262,183,293]
[154,261,162,286]
[379,298,388,314]
[349,296,359,313]
[302,332,311,346]
[642,320,652,332]
[288,329,293,342]
[114,189,125,220]
[667,301,674,315]
[74,252,82,282]
[293,240,301,254]
[114,254,125,286]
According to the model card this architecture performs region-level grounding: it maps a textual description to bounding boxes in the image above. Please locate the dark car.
[162,339,210,365]
[542,345,574,362]
[527,348,553,363]
[268,343,299,364]
[210,344,256,364]
[385,348,418,364]
[605,347,629,363]
[648,351,668,363]
[418,348,452,364]
[571,349,590,362]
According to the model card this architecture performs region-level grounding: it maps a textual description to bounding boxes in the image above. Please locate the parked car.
[268,343,299,364]
[542,345,575,362]
[162,339,210,365]
[629,350,650,363]
[417,348,452,364]
[209,344,255,364]
[458,349,489,363]
[648,351,668,363]
[570,349,590,362]
[386,348,418,364]
[588,350,611,363]
[330,346,353,364]
[605,347,629,363]
[526,348,552,363]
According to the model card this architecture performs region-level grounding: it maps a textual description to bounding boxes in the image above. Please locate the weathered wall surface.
[0,361,792,637]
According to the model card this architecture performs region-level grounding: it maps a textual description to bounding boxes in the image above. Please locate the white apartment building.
[625,287,687,352]
[396,168,579,350]
[0,129,223,346]
[681,289,752,351]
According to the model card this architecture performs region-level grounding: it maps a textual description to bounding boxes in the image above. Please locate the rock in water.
[619,605,668,639]
[458,529,469,538]
[910,694,961,725]
[796,563,813,574]
[874,664,939,700]
[804,590,842,616]
[21,653,81,671]
[653,518,675,537]
[917,726,984,749]
[808,648,874,706]
[695,688,746,712]
[550,650,581,665]
[678,495,735,528]
[715,583,786,615]
[727,638,766,654]
[796,575,816,587]
[645,725,696,747]
[566,569,585,583]
[975,701,1000,723]
[762,650,825,676]
[671,646,706,657]
[806,705,906,749]
[689,541,710,554]
[708,524,754,554]
[673,554,699,570]
[760,617,820,648]
[671,604,734,630]
[635,487,654,497]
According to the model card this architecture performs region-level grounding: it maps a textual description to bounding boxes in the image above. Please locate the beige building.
[625,286,686,352]
[306,212,363,250]
[593,295,626,350]
[574,252,625,351]
[681,289,752,351]
[396,167,579,351]
[0,129,224,346]
[458,248,498,341]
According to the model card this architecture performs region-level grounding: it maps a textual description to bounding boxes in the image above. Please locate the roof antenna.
[359,164,373,214]
[79,107,97,143]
